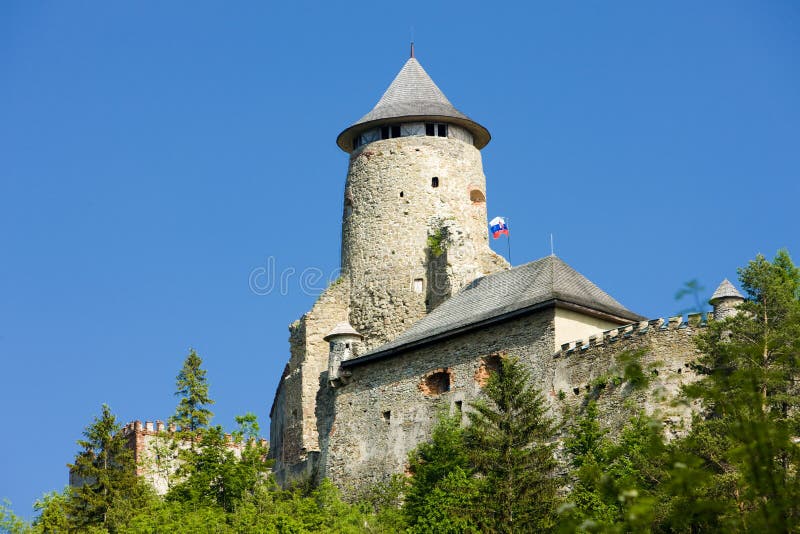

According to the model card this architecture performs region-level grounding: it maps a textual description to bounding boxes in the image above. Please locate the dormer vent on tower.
[336,57,491,152]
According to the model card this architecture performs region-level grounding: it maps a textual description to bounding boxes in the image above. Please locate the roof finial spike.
[410,41,415,58]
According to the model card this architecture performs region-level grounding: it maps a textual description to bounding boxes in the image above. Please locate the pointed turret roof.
[709,279,744,304]
[337,56,490,152]
[323,321,363,341]
[343,256,645,366]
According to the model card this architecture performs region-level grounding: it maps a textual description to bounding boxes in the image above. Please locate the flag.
[489,216,509,239]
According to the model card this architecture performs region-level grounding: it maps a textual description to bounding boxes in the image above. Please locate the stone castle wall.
[552,314,709,439]
[269,279,350,482]
[73,421,264,496]
[321,311,712,492]
[341,135,507,350]
[321,310,555,489]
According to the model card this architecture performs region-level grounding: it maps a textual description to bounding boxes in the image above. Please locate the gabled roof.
[709,278,744,304]
[343,256,645,367]
[336,57,490,152]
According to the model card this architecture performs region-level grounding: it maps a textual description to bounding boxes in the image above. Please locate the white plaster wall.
[553,307,621,351]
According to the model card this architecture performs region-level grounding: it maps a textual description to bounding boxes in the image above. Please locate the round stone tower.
[709,278,745,320]
[336,49,507,348]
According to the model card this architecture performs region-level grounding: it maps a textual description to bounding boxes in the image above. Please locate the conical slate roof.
[336,56,491,152]
[324,321,363,341]
[709,279,744,304]
[344,256,645,366]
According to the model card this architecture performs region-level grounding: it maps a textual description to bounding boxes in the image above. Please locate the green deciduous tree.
[562,410,671,532]
[167,424,271,513]
[403,412,471,528]
[675,278,707,315]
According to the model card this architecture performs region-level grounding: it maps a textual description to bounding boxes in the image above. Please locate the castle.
[267,48,744,490]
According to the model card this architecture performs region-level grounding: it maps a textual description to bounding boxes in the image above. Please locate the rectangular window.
[437,123,448,137]
[353,135,361,149]
[391,125,401,138]
[381,126,390,140]
[425,123,435,136]
[413,278,424,293]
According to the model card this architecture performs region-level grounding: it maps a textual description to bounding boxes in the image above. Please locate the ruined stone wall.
[551,314,710,439]
[69,421,265,496]
[321,310,555,490]
[269,279,350,482]
[341,135,507,350]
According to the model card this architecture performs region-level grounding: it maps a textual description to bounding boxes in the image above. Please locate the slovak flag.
[489,216,509,239]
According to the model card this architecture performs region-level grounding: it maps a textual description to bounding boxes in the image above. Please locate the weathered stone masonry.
[552,314,710,439]
[321,311,554,489]
[321,312,714,490]
[342,135,506,350]
[267,51,746,494]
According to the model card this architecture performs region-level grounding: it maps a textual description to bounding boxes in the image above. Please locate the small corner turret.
[709,278,745,320]
[324,321,363,386]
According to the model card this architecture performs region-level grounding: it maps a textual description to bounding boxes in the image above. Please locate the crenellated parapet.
[115,420,267,495]
[551,313,714,440]
[554,313,712,357]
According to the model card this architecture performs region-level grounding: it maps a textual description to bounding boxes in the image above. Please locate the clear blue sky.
[1,1,798,519]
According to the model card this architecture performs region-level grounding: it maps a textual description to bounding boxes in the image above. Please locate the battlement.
[121,420,268,448]
[554,312,712,357]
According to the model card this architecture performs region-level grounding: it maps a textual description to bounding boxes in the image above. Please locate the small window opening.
[413,278,424,293]
[425,123,448,137]
[381,125,402,140]
[399,191,404,198]
[431,176,439,188]
[353,135,361,150]
[455,401,462,413]
[345,343,350,349]
[420,369,451,396]
[382,410,391,423]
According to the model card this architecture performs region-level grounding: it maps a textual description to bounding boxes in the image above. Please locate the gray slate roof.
[345,256,644,366]
[337,57,490,151]
[709,278,744,303]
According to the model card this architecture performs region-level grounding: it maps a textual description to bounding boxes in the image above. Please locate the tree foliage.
[682,249,800,531]
[562,249,800,532]
[66,404,154,532]
[170,348,214,435]
[466,357,560,532]
[404,357,560,533]
[8,250,800,533]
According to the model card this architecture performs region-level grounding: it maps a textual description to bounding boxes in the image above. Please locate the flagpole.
[506,218,512,265]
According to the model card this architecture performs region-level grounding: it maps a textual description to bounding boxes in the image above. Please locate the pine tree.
[170,348,214,435]
[66,404,152,532]
[465,357,560,533]
[684,249,800,530]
